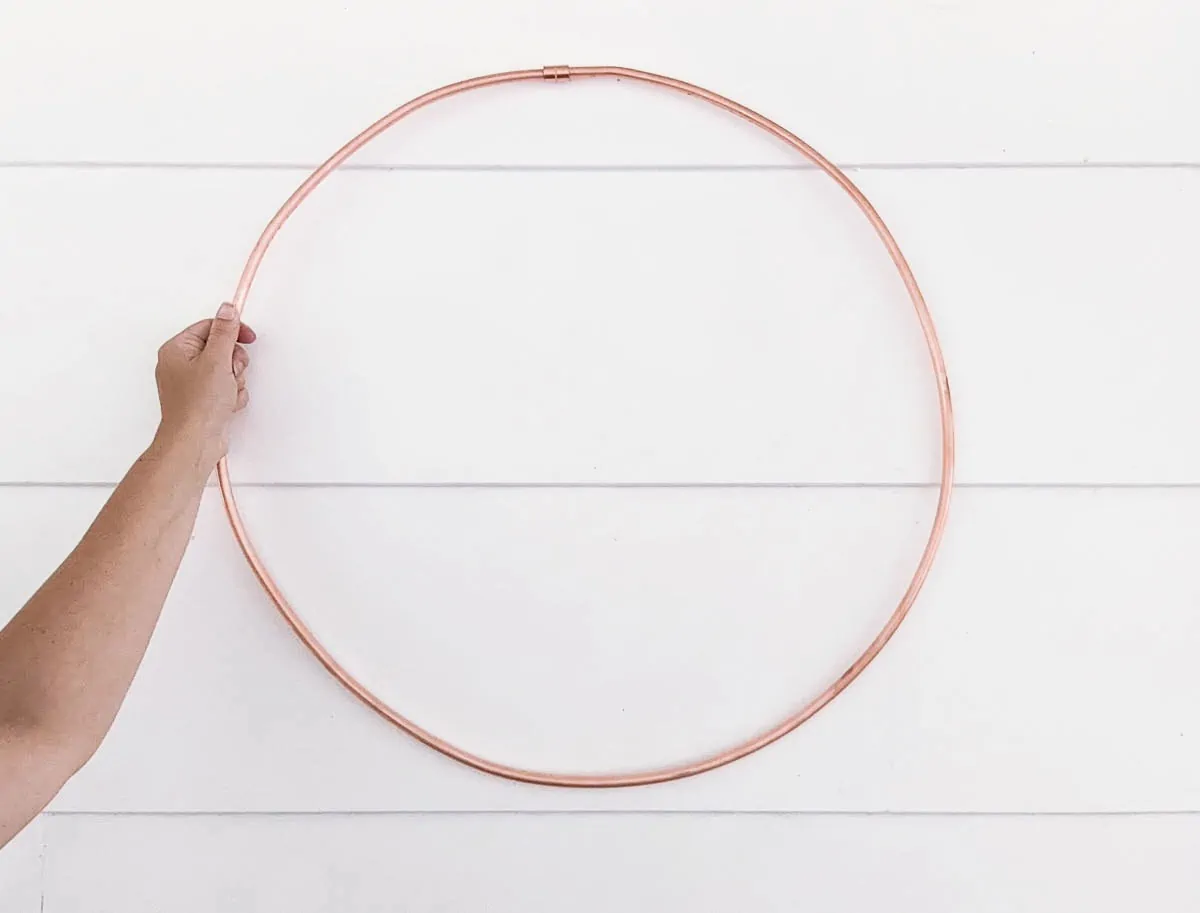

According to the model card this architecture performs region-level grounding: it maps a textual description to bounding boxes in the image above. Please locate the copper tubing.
[217,66,956,788]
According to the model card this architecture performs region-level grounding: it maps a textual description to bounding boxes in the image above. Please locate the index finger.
[171,319,257,345]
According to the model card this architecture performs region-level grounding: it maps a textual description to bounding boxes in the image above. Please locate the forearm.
[0,430,208,759]
[0,306,251,849]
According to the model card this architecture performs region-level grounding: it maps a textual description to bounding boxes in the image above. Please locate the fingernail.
[216,303,237,321]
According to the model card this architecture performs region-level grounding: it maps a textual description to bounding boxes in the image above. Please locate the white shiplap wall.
[2,0,1199,910]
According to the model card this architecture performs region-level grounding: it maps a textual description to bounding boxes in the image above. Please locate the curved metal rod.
[217,65,956,788]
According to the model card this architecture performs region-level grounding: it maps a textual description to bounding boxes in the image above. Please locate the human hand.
[152,303,257,473]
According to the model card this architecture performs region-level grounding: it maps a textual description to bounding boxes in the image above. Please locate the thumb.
[204,302,242,360]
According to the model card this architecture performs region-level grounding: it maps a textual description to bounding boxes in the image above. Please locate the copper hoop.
[218,66,956,788]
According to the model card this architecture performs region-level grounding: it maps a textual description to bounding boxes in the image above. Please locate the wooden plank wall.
[2,0,1198,909]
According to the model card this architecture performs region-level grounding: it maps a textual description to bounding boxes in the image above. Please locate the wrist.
[143,423,221,487]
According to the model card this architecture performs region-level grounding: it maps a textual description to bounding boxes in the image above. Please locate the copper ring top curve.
[217,65,956,788]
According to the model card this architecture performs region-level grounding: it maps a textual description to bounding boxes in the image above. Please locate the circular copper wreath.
[218,66,956,788]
